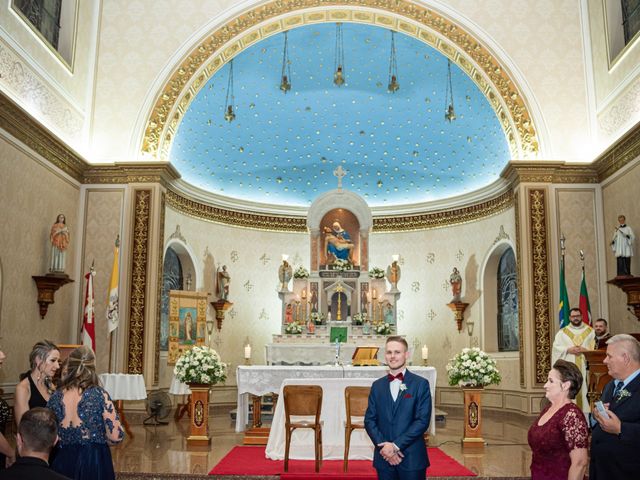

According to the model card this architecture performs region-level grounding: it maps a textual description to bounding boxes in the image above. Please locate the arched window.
[497,248,519,351]
[161,247,183,350]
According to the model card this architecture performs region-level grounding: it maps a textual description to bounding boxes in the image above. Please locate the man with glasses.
[552,308,595,413]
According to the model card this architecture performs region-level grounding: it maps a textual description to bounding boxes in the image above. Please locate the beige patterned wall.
[602,157,640,334]
[81,189,124,373]
[556,188,602,321]
[161,205,519,392]
[0,133,80,388]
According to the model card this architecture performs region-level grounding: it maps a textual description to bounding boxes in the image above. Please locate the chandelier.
[224,59,236,122]
[280,31,291,93]
[387,30,399,93]
[444,59,456,122]
[333,23,345,86]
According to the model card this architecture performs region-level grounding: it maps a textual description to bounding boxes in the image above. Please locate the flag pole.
[107,235,120,373]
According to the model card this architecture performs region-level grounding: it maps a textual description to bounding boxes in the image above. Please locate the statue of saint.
[278,259,293,291]
[49,213,70,273]
[285,303,293,324]
[184,312,195,342]
[386,261,401,288]
[450,267,462,302]
[217,265,230,300]
[323,220,354,264]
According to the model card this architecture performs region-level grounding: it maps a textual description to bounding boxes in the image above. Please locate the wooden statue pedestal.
[187,384,211,446]
[462,387,485,449]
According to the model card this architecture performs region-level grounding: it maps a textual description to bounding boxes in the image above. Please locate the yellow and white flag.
[107,236,120,334]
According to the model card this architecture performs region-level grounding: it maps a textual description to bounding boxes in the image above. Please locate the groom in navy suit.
[365,336,431,480]
[590,334,640,479]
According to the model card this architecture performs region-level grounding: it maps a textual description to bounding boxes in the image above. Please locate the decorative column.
[462,387,484,448]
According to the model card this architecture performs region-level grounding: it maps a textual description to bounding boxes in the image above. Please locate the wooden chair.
[283,385,323,473]
[343,386,371,472]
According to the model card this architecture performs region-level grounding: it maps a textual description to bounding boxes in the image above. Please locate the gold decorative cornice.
[0,91,85,182]
[528,188,551,386]
[372,190,513,232]
[514,191,525,388]
[82,162,181,187]
[166,189,308,232]
[142,0,538,162]
[594,119,640,181]
[502,161,599,186]
[166,188,514,232]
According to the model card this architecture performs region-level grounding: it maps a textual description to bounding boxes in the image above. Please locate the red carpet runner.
[209,446,476,477]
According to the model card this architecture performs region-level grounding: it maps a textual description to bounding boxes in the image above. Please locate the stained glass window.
[497,248,519,352]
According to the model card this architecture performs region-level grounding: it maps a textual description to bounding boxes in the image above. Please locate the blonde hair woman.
[14,340,60,427]
[47,346,124,480]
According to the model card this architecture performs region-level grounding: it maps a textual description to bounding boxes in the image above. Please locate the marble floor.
[112,406,534,478]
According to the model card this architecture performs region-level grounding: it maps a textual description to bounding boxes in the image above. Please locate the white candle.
[421,345,429,360]
[244,345,252,359]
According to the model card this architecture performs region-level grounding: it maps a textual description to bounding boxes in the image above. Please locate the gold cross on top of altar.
[335,283,344,292]
[333,165,347,189]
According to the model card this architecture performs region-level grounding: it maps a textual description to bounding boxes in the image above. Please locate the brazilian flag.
[558,256,570,328]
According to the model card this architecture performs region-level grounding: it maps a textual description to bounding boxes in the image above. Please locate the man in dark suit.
[365,336,432,480]
[590,334,640,479]
[0,407,70,479]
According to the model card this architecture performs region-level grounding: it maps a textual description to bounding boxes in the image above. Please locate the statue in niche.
[383,302,395,325]
[217,265,230,300]
[450,267,462,302]
[285,303,293,324]
[310,283,318,313]
[49,213,70,273]
[323,220,355,264]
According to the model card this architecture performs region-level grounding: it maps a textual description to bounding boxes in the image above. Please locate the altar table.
[265,342,386,365]
[235,365,436,435]
[264,372,436,460]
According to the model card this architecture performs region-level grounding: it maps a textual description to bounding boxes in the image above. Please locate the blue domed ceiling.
[170,22,510,207]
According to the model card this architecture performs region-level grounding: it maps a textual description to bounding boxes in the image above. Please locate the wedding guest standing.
[14,340,60,427]
[365,336,431,480]
[47,346,124,480]
[528,360,588,480]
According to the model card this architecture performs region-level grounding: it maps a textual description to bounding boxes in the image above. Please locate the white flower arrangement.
[285,321,303,334]
[374,322,392,335]
[333,259,352,271]
[293,266,310,278]
[446,347,501,387]
[352,312,368,325]
[173,346,227,385]
[310,312,325,325]
[368,267,385,279]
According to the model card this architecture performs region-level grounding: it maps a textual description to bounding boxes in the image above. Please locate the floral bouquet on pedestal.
[333,259,351,271]
[352,312,368,325]
[285,321,303,334]
[293,266,309,278]
[310,312,325,325]
[368,267,385,279]
[446,347,501,387]
[374,322,392,335]
[174,346,227,385]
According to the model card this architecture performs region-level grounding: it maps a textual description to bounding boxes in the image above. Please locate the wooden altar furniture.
[283,385,323,473]
[584,349,611,410]
[343,386,370,472]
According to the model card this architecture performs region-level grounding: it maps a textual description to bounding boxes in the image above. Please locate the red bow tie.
[387,372,404,382]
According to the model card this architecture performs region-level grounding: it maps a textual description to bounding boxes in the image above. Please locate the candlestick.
[244,344,252,359]
[421,345,429,366]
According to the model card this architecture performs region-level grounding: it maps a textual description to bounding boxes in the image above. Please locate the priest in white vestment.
[551,308,595,413]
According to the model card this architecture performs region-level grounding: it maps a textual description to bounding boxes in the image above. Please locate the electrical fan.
[143,391,172,425]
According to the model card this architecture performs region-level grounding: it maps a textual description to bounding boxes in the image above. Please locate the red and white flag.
[81,268,96,351]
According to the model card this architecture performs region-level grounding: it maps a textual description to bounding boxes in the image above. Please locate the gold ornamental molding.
[83,162,181,187]
[528,188,551,385]
[372,190,513,232]
[127,189,152,374]
[141,0,539,162]
[501,161,598,186]
[0,91,85,182]
[594,119,640,181]
[154,192,166,385]
[514,191,525,388]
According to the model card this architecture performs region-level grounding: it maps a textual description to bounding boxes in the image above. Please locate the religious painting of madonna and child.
[320,208,360,268]
[168,290,208,364]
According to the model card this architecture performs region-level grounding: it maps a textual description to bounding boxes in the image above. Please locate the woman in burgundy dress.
[528,360,589,480]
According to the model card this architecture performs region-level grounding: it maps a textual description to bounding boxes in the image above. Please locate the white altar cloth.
[235,365,436,435]
[265,342,386,365]
[264,372,436,460]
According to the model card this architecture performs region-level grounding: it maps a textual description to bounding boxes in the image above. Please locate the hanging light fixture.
[387,30,399,93]
[444,59,456,122]
[224,60,236,122]
[279,31,291,93]
[333,23,345,86]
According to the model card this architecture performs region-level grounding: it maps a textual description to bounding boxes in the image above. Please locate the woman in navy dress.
[47,346,124,480]
[528,360,589,480]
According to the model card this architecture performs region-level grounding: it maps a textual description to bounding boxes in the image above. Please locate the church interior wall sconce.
[32,274,74,318]
[210,299,233,330]
[466,317,475,336]
[446,301,469,332]
[206,318,215,345]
